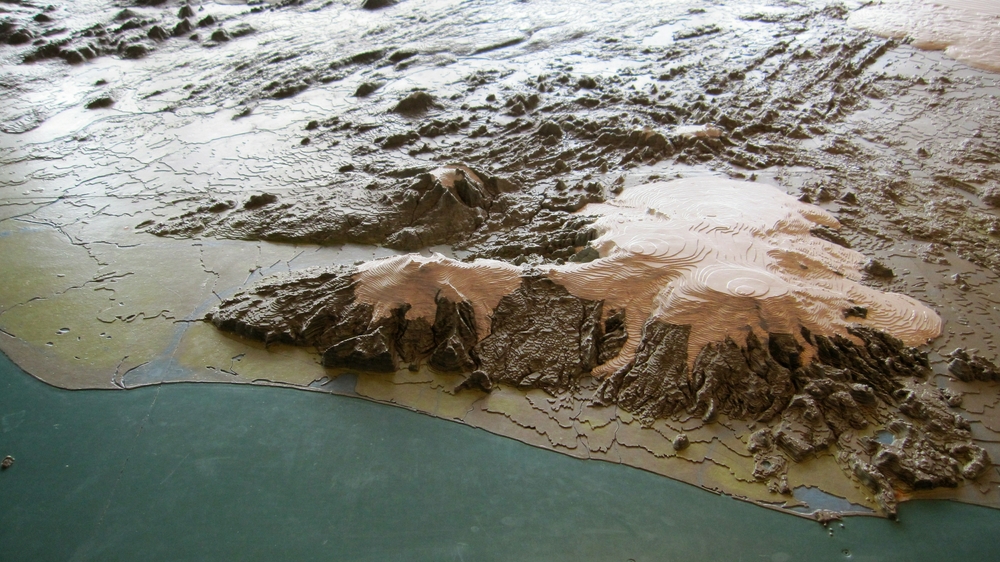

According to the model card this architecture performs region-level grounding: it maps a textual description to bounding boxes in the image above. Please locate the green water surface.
[1,351,998,561]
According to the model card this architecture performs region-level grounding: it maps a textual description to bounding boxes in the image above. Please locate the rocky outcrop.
[947,348,1000,382]
[207,266,362,347]
[807,326,930,401]
[473,274,611,390]
[594,322,794,422]
[595,322,693,419]
[383,166,497,250]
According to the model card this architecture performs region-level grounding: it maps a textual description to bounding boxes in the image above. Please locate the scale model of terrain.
[2,0,1000,520]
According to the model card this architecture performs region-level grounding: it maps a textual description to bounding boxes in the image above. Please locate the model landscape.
[2,0,1000,520]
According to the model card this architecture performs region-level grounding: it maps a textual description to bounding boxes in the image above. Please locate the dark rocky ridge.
[947,348,1000,382]
[149,164,603,263]
[209,267,993,517]
[208,270,625,385]
[472,274,614,390]
[598,321,993,517]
